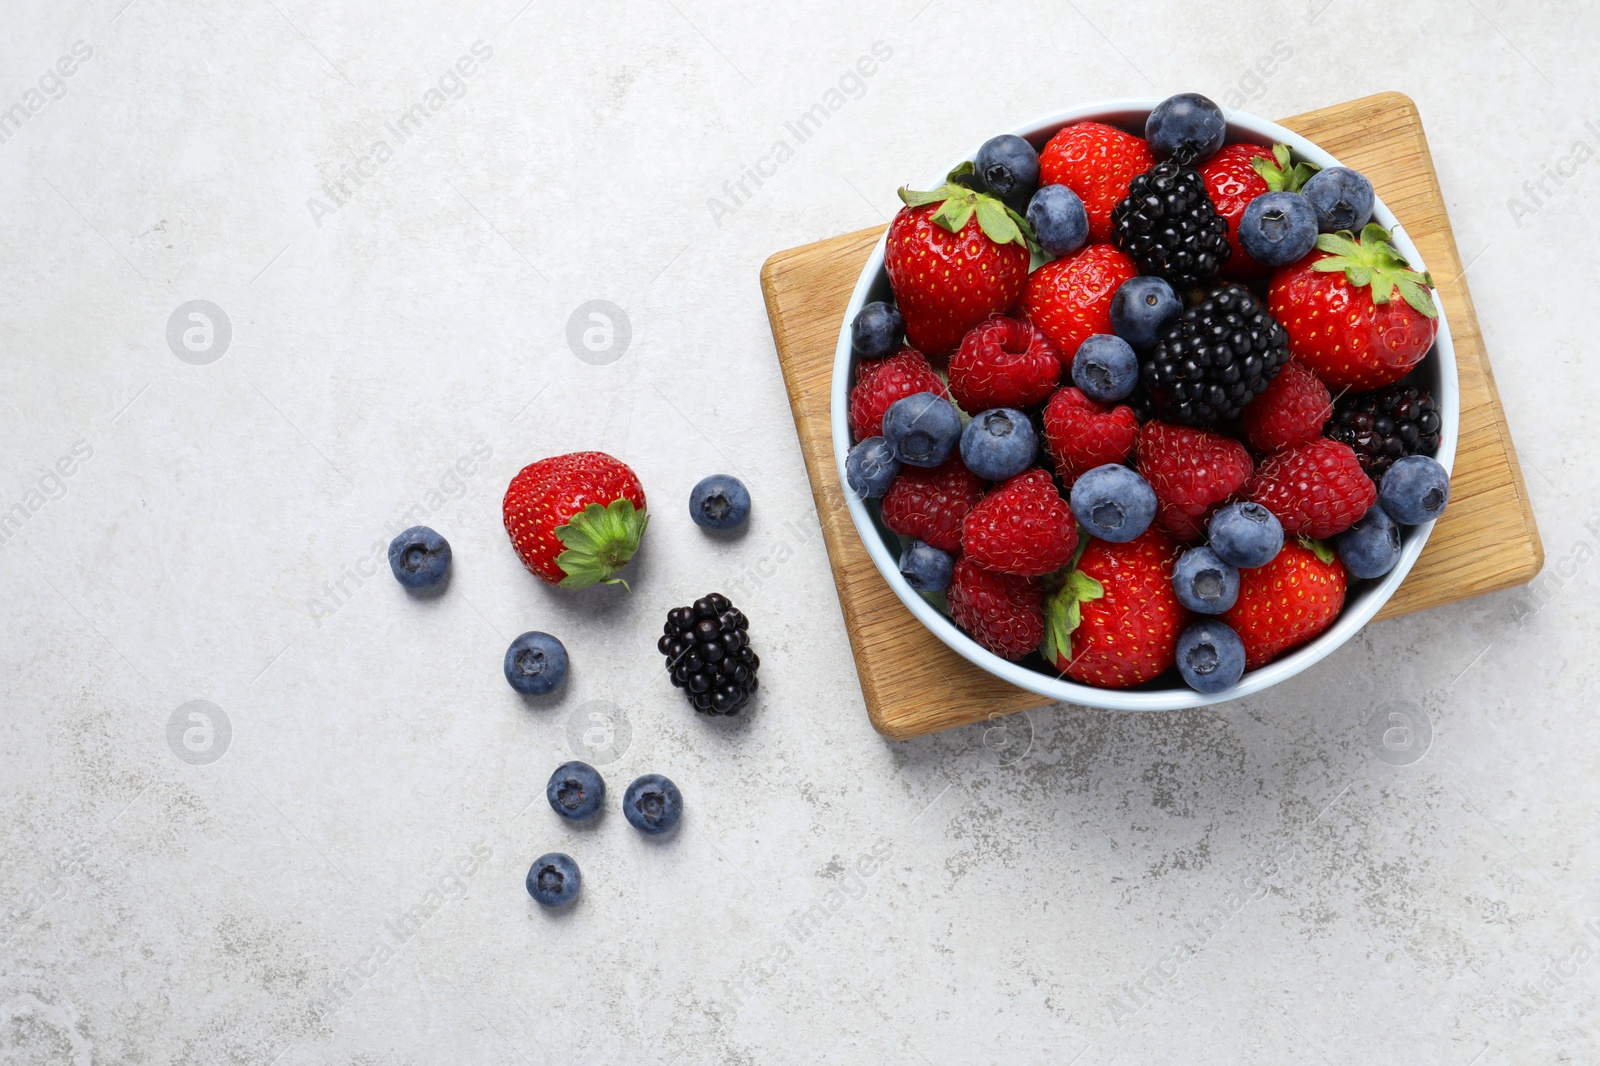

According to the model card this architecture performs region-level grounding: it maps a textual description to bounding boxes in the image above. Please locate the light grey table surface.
[2,0,1596,1062]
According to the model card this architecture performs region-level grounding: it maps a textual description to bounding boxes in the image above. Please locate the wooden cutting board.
[760,92,1543,740]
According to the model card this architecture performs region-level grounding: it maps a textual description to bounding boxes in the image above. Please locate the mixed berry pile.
[846,92,1453,696]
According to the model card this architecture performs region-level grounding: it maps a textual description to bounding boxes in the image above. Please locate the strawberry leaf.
[1395,277,1437,317]
[1254,143,1320,193]
[554,499,649,588]
[931,196,975,233]
[1298,535,1336,565]
[898,185,948,208]
[1038,560,1104,668]
[973,198,1020,246]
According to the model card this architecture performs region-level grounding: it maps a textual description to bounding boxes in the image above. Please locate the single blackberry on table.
[1110,160,1232,287]
[1324,384,1442,482]
[1138,284,1291,425]
[657,593,759,716]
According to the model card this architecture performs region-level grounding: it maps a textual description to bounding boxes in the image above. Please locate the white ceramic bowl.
[832,99,1459,712]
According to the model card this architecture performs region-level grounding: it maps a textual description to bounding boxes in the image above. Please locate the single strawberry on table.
[1200,142,1319,280]
[1041,386,1138,486]
[1038,121,1156,244]
[848,347,949,442]
[1136,420,1254,542]
[1221,536,1347,669]
[1021,243,1139,359]
[1041,527,1187,688]
[1241,358,1333,454]
[879,457,987,554]
[1245,436,1375,539]
[947,556,1044,662]
[961,468,1078,578]
[947,315,1062,412]
[503,452,648,587]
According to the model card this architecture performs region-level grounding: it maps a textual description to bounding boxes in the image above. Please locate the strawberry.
[1041,528,1187,688]
[503,452,648,587]
[1041,386,1138,485]
[1037,121,1156,244]
[1267,224,1440,391]
[947,316,1061,412]
[947,556,1044,662]
[961,468,1079,578]
[1245,437,1376,539]
[1136,421,1253,541]
[848,347,949,442]
[1222,537,1346,669]
[879,457,987,553]
[1241,358,1333,453]
[1021,243,1139,359]
[885,166,1033,356]
[1200,142,1318,280]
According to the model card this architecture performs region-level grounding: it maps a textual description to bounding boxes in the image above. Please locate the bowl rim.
[830,98,1460,712]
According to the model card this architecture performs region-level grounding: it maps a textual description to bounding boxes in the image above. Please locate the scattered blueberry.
[1069,464,1157,543]
[1207,502,1284,569]
[899,539,954,594]
[1171,546,1241,614]
[387,526,451,589]
[546,760,605,821]
[1239,191,1318,267]
[975,134,1040,203]
[623,774,682,835]
[503,632,569,696]
[1338,505,1403,579]
[845,436,900,498]
[1175,620,1248,694]
[1145,92,1227,165]
[1378,455,1450,525]
[882,392,962,468]
[1071,334,1139,403]
[851,301,905,361]
[1025,184,1089,257]
[959,408,1036,481]
[689,474,751,531]
[1110,276,1182,350]
[526,852,581,907]
[1301,167,1375,233]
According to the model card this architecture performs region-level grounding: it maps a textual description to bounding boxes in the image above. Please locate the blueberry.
[899,539,954,594]
[1145,93,1227,165]
[851,301,905,361]
[1071,334,1139,403]
[882,392,962,468]
[387,526,451,589]
[503,632,569,696]
[1069,464,1157,543]
[546,760,605,821]
[1207,502,1284,569]
[1301,167,1375,233]
[1338,505,1403,579]
[1110,276,1182,350]
[1378,455,1450,525]
[1171,546,1240,614]
[845,436,900,498]
[959,408,1036,481]
[623,774,682,835]
[975,134,1040,203]
[1239,191,1318,267]
[526,852,581,907]
[1175,620,1247,694]
[1025,184,1089,257]
[689,474,751,531]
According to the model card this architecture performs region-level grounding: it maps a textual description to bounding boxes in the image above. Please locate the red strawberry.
[885,172,1032,356]
[947,316,1061,411]
[1038,121,1156,244]
[1041,387,1138,485]
[1200,143,1318,280]
[503,452,648,587]
[1267,224,1440,391]
[1246,437,1376,539]
[1136,421,1254,541]
[849,347,948,442]
[880,458,986,553]
[1241,358,1333,453]
[961,468,1079,578]
[1021,243,1139,359]
[1041,528,1186,688]
[1222,537,1346,669]
[948,556,1044,662]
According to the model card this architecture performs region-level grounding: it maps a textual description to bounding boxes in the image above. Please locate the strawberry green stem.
[898,161,1035,250]
[1311,223,1438,317]
[554,499,649,588]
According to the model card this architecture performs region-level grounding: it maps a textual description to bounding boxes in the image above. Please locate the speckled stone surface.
[1,1,1596,1062]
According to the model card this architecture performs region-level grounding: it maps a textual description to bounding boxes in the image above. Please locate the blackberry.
[1110,160,1232,287]
[658,593,759,715]
[1138,285,1291,425]
[1324,385,1441,482]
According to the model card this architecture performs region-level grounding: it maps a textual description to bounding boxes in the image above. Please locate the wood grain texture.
[760,92,1543,741]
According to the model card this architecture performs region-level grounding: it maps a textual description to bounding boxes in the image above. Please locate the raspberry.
[947,316,1061,412]
[1246,438,1376,539]
[1041,387,1139,485]
[947,556,1044,661]
[848,347,948,442]
[1241,359,1333,453]
[961,469,1079,578]
[1136,421,1254,541]
[879,458,986,553]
